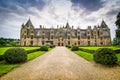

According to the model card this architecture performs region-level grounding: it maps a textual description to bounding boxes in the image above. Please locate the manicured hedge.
[40,46,48,51]
[66,45,71,48]
[49,45,55,48]
[4,48,27,64]
[71,46,79,51]
[0,55,4,61]
[79,48,95,54]
[26,48,40,54]
[114,49,120,53]
[94,48,118,65]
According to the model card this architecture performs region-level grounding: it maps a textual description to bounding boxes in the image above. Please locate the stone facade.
[20,19,111,46]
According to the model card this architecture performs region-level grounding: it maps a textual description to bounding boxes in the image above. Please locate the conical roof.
[101,20,108,28]
[25,18,33,27]
[66,22,70,28]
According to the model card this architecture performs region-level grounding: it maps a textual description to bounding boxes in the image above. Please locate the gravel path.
[1,47,120,80]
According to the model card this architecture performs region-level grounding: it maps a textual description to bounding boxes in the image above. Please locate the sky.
[0,0,120,40]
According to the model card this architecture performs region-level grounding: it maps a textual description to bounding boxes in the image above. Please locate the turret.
[100,20,109,29]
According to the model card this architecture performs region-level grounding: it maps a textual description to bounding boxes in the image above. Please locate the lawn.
[0,47,53,76]
[79,46,120,50]
[74,51,93,61]
[0,61,19,76]
[70,46,120,62]
[0,47,40,55]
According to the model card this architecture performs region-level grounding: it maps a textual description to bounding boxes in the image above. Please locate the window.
[88,41,90,46]
[42,36,44,39]
[30,41,33,45]
[58,39,60,41]
[88,32,89,34]
[31,35,33,39]
[42,41,44,45]
[31,31,33,33]
[78,36,80,40]
[51,36,53,39]
[100,42,103,45]
[88,36,90,39]
[51,31,53,33]
[68,36,70,39]
[68,41,70,45]
[78,41,80,45]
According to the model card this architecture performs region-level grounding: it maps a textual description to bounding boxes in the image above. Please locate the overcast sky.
[0,0,120,40]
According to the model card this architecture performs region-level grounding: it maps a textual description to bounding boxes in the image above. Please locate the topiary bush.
[49,45,55,48]
[4,48,27,64]
[0,55,4,61]
[71,46,79,51]
[94,48,118,65]
[66,45,71,48]
[40,46,48,51]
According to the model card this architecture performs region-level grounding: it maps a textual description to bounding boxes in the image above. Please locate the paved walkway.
[1,47,120,80]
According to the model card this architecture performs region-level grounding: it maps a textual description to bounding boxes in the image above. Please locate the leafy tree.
[0,37,19,46]
[115,12,120,29]
[113,12,120,45]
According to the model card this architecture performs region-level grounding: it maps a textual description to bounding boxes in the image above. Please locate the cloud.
[71,0,105,12]
[0,0,119,41]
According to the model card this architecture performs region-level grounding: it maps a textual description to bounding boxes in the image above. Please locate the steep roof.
[101,20,108,29]
[25,18,34,28]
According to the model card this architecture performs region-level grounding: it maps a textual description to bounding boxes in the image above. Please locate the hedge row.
[79,48,95,54]
[114,49,120,53]
[26,48,40,54]
[0,46,52,61]
[79,48,120,54]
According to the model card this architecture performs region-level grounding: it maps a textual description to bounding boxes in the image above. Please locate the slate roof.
[27,21,110,38]
[25,19,34,27]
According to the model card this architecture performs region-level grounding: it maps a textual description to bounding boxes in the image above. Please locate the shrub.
[49,45,55,48]
[4,48,27,64]
[0,55,4,61]
[71,46,79,51]
[114,49,120,53]
[40,46,48,51]
[26,48,40,54]
[66,45,71,48]
[94,48,118,65]
[79,48,95,54]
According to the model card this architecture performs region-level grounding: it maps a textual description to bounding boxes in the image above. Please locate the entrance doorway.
[58,42,60,46]
[58,42,64,46]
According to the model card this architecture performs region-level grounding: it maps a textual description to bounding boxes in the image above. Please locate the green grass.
[0,47,53,76]
[27,51,45,60]
[74,50,93,61]
[79,46,120,50]
[74,50,120,62]
[116,53,120,61]
[0,47,40,55]
[0,61,19,76]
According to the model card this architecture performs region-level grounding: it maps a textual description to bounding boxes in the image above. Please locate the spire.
[66,22,70,28]
[25,18,33,27]
[101,19,108,28]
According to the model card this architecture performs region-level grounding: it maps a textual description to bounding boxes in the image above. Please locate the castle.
[20,19,111,46]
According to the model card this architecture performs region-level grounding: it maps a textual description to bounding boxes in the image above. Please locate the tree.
[115,12,120,29]
[113,12,120,45]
